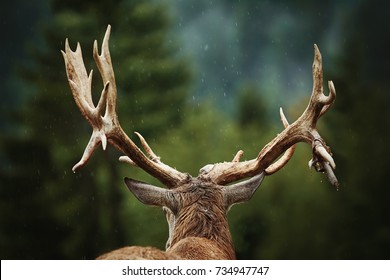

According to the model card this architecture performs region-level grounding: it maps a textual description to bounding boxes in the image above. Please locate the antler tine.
[62,37,110,172]
[225,108,296,177]
[205,45,338,188]
[309,45,336,111]
[93,25,117,117]
[63,25,189,187]
[305,45,338,186]
[232,150,244,163]
[319,81,336,118]
[312,44,324,103]
[264,108,296,175]
[62,40,95,120]
[134,132,161,162]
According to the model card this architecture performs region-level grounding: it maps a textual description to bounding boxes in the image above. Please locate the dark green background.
[1,0,389,259]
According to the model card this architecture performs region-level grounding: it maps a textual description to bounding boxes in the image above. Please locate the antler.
[61,25,189,188]
[204,45,339,188]
[63,25,338,190]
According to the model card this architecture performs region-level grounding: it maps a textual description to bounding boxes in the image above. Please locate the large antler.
[63,25,338,190]
[203,45,339,188]
[61,25,189,188]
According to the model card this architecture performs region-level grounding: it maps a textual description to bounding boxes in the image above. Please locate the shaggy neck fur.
[167,179,236,259]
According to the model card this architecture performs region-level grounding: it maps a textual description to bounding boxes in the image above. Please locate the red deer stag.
[62,25,338,260]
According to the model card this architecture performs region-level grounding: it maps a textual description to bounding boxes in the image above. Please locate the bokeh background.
[1,0,389,259]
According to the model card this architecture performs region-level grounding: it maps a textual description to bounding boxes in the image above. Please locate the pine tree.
[0,0,191,259]
[325,0,390,259]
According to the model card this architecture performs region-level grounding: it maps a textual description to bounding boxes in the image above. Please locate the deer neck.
[167,180,236,259]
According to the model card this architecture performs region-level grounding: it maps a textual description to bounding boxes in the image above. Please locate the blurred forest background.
[1,0,389,259]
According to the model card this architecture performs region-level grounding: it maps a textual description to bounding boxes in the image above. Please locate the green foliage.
[0,0,191,259]
[2,0,389,260]
[236,82,268,128]
[321,0,390,259]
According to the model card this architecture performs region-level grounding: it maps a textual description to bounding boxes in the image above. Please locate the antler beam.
[63,25,338,190]
[62,25,189,188]
[204,45,338,188]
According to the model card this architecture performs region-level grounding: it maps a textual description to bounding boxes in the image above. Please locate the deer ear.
[223,173,265,208]
[124,177,171,208]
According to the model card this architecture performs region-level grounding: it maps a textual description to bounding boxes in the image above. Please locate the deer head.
[62,25,338,260]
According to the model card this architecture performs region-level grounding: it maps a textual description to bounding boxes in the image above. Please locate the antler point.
[72,163,82,173]
[102,25,111,48]
[101,134,107,150]
[76,42,82,53]
[64,38,70,52]
[279,107,289,128]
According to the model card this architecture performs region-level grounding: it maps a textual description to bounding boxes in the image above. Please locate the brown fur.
[96,238,226,260]
[97,177,236,260]
[97,246,179,260]
[168,237,230,259]
[65,26,337,261]
[167,179,236,259]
